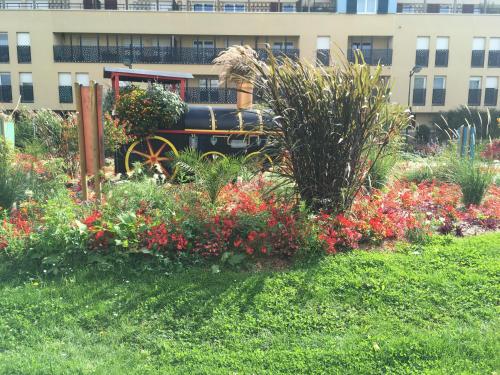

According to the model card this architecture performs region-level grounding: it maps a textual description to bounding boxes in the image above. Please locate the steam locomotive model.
[115,105,274,178]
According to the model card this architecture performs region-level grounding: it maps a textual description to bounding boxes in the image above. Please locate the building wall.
[0,11,499,123]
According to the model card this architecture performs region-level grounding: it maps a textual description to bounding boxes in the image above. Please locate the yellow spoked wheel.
[125,136,179,179]
[244,151,274,172]
[200,151,227,161]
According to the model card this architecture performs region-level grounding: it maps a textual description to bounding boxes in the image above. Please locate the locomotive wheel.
[124,136,179,179]
[200,151,227,161]
[244,151,274,172]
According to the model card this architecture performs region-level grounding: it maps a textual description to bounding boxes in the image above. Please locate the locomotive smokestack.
[236,81,253,110]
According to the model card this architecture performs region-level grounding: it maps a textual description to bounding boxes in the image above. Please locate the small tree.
[219,49,409,212]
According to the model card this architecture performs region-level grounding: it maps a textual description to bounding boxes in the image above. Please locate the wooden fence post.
[74,82,88,201]
[89,81,102,202]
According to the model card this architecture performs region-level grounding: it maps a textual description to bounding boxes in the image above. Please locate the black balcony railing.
[484,88,498,106]
[20,84,34,103]
[432,88,445,105]
[415,49,429,67]
[59,85,73,103]
[17,45,31,63]
[488,50,500,67]
[0,85,12,102]
[0,46,9,63]
[435,49,448,67]
[468,88,481,106]
[316,49,330,66]
[347,49,393,66]
[412,88,426,106]
[185,87,237,104]
[53,45,299,64]
[471,50,485,67]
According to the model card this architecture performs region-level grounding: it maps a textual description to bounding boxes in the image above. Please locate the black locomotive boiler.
[115,105,274,178]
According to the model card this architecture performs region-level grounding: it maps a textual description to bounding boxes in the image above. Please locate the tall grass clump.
[0,139,28,210]
[451,159,494,206]
[215,47,409,212]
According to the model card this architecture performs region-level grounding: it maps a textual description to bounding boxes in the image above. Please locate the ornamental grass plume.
[213,45,259,85]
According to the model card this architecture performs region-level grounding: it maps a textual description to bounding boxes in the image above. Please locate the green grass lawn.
[0,234,499,374]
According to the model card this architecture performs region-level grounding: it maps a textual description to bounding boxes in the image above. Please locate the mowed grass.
[0,234,499,374]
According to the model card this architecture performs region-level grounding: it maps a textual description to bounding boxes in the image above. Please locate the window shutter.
[346,0,357,13]
[378,0,388,13]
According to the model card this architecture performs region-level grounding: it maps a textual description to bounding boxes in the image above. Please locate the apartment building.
[0,0,499,126]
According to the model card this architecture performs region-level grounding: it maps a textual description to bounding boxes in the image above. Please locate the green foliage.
[0,233,498,373]
[450,159,494,206]
[115,83,187,137]
[0,139,28,210]
[174,149,244,205]
[365,153,398,190]
[248,49,409,212]
[433,105,500,141]
[103,113,131,157]
[13,108,80,176]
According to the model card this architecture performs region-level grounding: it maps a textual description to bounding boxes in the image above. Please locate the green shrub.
[365,153,398,190]
[115,83,187,137]
[451,159,493,206]
[0,140,28,210]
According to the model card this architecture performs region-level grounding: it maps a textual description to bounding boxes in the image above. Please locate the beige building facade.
[0,4,499,125]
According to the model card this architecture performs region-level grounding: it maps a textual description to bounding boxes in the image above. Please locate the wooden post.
[74,82,88,201]
[89,81,102,202]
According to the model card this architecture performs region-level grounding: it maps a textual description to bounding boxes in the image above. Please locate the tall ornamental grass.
[451,159,494,206]
[233,49,409,212]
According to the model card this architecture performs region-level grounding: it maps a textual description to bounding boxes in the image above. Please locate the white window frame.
[414,75,427,89]
[489,38,500,51]
[193,3,214,11]
[485,77,498,89]
[472,37,485,51]
[0,72,11,86]
[223,3,245,12]
[58,72,72,87]
[436,37,449,50]
[316,36,330,50]
[19,72,33,85]
[17,32,30,46]
[357,0,377,14]
[433,76,446,89]
[469,77,482,89]
[416,37,430,50]
[76,73,89,86]
[0,33,8,46]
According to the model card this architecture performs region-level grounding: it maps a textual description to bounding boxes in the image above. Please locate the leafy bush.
[103,113,132,157]
[0,140,28,210]
[451,160,494,206]
[115,84,187,137]
[480,139,500,160]
[13,108,79,176]
[240,49,408,212]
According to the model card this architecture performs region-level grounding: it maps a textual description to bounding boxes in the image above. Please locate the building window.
[415,36,429,67]
[435,37,449,67]
[0,33,9,63]
[193,3,214,11]
[468,76,482,106]
[413,75,426,106]
[439,4,451,13]
[357,0,377,13]
[316,36,330,66]
[17,32,31,63]
[0,72,12,102]
[432,76,446,106]
[484,76,498,106]
[488,38,500,67]
[273,41,294,51]
[19,72,34,103]
[471,37,485,67]
[402,4,416,13]
[281,3,296,12]
[223,3,245,12]
[193,40,215,49]
[76,73,89,86]
[58,72,73,103]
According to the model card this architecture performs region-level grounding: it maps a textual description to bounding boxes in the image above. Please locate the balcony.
[484,88,498,107]
[59,85,73,103]
[412,88,426,106]
[17,45,31,63]
[20,84,34,103]
[53,45,299,64]
[0,46,9,63]
[432,88,445,106]
[0,85,12,102]
[488,50,500,67]
[435,49,448,67]
[471,50,485,67]
[415,49,429,67]
[468,89,481,106]
[185,87,236,104]
[316,49,330,66]
[347,49,393,66]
